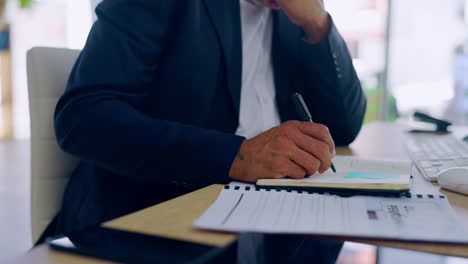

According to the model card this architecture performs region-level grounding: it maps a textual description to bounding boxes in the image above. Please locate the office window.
[327,0,391,122]
[389,0,467,125]
[328,0,468,124]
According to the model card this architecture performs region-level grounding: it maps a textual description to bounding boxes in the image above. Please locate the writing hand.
[229,121,335,183]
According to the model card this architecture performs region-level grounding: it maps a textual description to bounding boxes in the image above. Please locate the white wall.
[10,0,94,138]
[388,0,465,115]
[10,1,68,138]
[66,0,93,49]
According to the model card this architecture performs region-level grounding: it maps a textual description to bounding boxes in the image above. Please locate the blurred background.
[0,0,468,263]
[1,0,468,140]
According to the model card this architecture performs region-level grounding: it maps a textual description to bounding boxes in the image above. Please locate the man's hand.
[258,0,329,43]
[229,121,335,183]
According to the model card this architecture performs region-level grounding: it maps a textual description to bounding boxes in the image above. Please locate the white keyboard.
[406,134,468,181]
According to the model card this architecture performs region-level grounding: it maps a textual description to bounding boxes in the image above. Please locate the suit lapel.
[203,0,242,117]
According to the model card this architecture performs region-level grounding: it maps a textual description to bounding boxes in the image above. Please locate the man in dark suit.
[51,0,366,259]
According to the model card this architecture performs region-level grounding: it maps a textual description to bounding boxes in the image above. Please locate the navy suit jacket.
[52,0,366,237]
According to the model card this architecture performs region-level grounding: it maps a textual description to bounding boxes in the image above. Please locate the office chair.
[27,47,80,243]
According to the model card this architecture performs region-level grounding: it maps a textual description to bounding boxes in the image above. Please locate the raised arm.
[266,0,366,145]
[298,16,366,146]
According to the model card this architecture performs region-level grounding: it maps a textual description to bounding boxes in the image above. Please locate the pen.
[291,92,337,173]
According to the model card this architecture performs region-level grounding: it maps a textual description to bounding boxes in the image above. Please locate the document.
[194,185,468,243]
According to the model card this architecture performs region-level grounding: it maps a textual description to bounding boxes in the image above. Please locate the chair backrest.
[27,47,81,243]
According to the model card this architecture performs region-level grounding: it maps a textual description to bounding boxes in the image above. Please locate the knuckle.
[316,142,330,157]
[301,122,314,131]
[271,139,290,152]
[316,123,328,131]
[313,141,330,160]
[270,140,282,150]
[322,124,330,132]
[285,120,301,127]
[313,123,329,136]
[320,128,330,139]
[284,127,296,138]
[276,127,291,138]
[277,138,297,150]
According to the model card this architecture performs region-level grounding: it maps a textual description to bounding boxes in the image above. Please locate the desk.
[8,122,468,263]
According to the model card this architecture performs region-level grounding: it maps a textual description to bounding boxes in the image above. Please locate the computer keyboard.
[406,134,468,181]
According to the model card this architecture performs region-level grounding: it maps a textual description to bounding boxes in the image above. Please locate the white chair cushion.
[27,47,81,243]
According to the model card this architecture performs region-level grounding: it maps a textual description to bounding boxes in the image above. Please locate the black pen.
[291,92,337,173]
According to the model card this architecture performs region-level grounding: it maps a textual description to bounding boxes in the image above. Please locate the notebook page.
[333,156,411,173]
[258,156,412,185]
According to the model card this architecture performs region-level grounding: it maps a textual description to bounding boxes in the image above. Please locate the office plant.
[18,0,33,8]
[0,0,33,18]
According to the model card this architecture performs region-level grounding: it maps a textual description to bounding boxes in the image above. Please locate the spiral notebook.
[194,184,468,244]
[256,156,413,195]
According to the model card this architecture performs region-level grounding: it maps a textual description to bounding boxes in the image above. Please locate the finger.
[288,147,321,176]
[284,160,307,179]
[290,132,332,173]
[278,123,333,173]
[307,140,332,173]
[298,123,335,155]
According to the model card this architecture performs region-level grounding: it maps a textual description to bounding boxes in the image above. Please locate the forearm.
[52,0,246,184]
[55,93,244,185]
[300,16,366,145]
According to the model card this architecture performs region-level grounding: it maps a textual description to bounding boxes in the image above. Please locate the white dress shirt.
[235,0,282,139]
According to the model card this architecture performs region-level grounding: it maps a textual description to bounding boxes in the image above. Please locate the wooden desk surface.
[9,122,468,263]
[104,122,468,257]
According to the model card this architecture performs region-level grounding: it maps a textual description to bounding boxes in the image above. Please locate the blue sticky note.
[344,172,400,180]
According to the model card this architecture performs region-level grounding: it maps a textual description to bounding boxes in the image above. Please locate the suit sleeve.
[54,0,244,184]
[298,15,367,146]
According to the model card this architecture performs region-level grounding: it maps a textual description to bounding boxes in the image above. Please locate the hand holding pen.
[229,96,336,182]
[291,93,337,173]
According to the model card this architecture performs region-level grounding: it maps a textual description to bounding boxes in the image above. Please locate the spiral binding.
[224,185,445,199]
